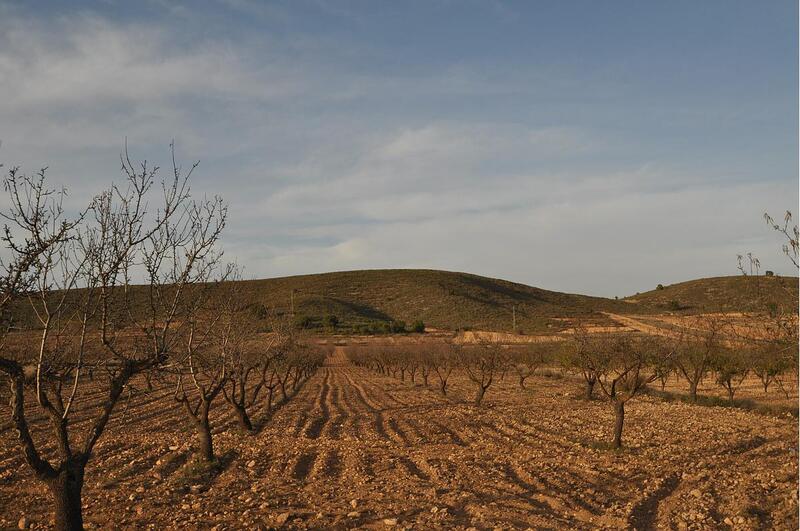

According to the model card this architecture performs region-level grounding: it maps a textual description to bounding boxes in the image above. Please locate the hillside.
[235,269,643,334]
[625,275,798,313]
[8,270,797,335]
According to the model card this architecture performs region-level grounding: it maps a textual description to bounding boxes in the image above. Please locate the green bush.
[411,320,425,333]
[389,320,406,333]
[293,314,315,329]
[249,303,268,320]
[323,314,339,329]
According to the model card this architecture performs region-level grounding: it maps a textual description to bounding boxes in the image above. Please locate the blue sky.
[0,0,796,296]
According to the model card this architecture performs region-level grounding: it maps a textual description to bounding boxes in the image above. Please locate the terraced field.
[0,347,797,529]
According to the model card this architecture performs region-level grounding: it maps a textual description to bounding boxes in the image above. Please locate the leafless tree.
[215,271,277,432]
[509,344,549,389]
[564,326,605,399]
[711,347,749,404]
[0,144,226,530]
[459,342,505,406]
[432,342,457,396]
[674,316,726,402]
[764,210,799,268]
[594,334,671,449]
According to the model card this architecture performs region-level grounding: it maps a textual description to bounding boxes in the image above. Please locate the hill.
[235,269,644,334]
[8,270,797,335]
[625,275,798,314]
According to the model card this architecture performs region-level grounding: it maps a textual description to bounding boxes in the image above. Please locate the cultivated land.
[1,271,797,530]
[1,344,796,530]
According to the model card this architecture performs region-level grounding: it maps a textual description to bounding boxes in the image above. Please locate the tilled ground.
[0,347,797,530]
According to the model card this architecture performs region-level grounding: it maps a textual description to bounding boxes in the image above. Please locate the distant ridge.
[228,269,796,333]
[10,269,796,334]
[625,274,798,314]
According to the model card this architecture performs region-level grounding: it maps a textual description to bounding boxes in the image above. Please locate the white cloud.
[0,6,794,298]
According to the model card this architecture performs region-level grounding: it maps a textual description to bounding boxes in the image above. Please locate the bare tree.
[763,210,799,268]
[711,347,749,405]
[594,334,671,449]
[432,342,457,396]
[173,311,227,463]
[509,344,549,389]
[459,342,505,406]
[564,326,605,399]
[674,317,725,402]
[214,271,270,432]
[0,144,226,530]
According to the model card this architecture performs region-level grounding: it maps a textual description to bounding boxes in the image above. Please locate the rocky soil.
[0,347,797,530]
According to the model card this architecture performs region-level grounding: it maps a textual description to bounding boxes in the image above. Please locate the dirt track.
[0,347,797,529]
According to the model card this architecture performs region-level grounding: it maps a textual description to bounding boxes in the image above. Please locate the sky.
[0,0,797,297]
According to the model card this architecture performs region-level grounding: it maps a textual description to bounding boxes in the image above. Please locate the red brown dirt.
[0,346,796,530]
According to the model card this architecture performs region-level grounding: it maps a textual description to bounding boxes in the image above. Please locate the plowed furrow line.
[397,418,426,445]
[342,372,382,411]
[318,449,343,479]
[366,411,387,443]
[323,370,345,440]
[291,451,317,481]
[424,419,469,446]
[386,417,411,446]
[337,373,364,440]
[357,377,402,409]
[397,455,430,482]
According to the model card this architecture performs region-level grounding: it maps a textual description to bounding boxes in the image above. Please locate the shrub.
[293,314,315,329]
[323,314,339,329]
[656,284,665,290]
[411,320,425,333]
[389,320,407,333]
[767,302,778,317]
[668,300,681,311]
[249,303,269,320]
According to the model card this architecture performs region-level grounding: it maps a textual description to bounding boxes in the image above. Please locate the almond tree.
[737,210,798,397]
[0,145,226,530]
[564,326,606,399]
[509,344,549,389]
[459,342,506,406]
[751,346,783,394]
[433,342,457,396]
[174,312,228,462]
[675,317,724,402]
[711,347,749,404]
[594,334,671,449]
[215,272,273,432]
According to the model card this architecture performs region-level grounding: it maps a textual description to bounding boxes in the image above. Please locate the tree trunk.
[518,375,526,389]
[612,400,625,449]
[233,404,253,432]
[689,380,699,402]
[196,419,214,462]
[423,373,429,386]
[49,462,85,531]
[726,386,735,405]
[474,385,486,406]
[439,381,447,396]
[279,380,288,401]
[584,378,596,400]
